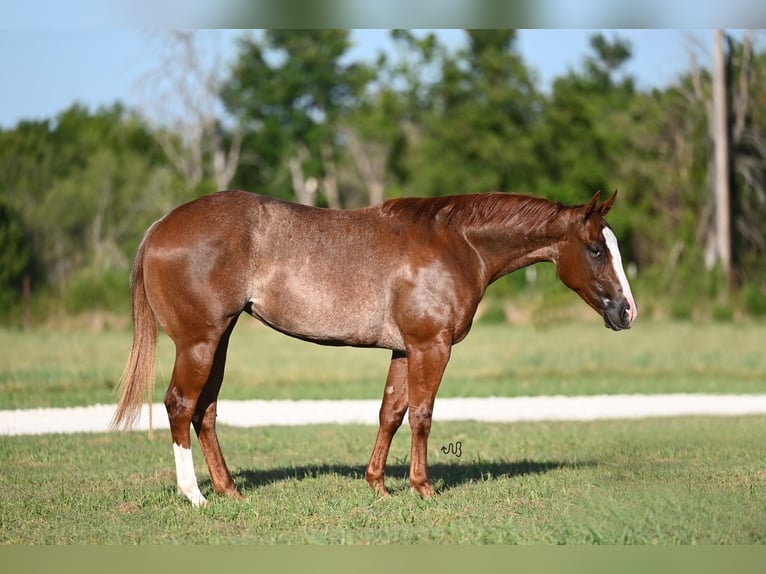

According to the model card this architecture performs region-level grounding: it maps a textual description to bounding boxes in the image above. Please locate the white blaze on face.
[602,226,638,325]
[172,443,207,507]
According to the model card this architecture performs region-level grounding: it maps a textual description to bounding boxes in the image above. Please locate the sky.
[0,28,734,130]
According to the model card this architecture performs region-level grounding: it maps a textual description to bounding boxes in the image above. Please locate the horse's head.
[557,191,637,331]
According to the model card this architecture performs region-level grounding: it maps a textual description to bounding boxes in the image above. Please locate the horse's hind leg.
[366,350,409,496]
[165,342,214,506]
[191,317,244,500]
[164,318,239,506]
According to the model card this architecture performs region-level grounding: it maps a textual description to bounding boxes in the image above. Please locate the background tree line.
[1,29,765,326]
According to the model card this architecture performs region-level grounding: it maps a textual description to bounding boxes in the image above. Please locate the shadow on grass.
[225,459,591,495]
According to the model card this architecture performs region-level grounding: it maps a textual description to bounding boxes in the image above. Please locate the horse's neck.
[463,199,570,284]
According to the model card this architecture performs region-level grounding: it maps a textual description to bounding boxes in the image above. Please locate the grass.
[1,320,766,409]
[2,319,765,545]
[2,416,765,544]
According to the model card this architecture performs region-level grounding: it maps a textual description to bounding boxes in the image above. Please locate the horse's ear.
[598,190,618,217]
[582,191,601,220]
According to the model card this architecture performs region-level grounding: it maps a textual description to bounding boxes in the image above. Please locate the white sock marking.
[172,443,207,507]
[602,227,637,325]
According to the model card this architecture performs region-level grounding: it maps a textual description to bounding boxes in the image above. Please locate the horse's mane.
[380,193,567,232]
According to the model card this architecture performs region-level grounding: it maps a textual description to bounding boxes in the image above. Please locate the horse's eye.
[589,245,604,259]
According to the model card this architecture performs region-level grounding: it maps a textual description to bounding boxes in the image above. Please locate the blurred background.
[1,28,764,328]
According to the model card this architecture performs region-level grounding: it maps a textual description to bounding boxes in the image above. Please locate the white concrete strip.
[0,403,167,436]
[2,394,766,436]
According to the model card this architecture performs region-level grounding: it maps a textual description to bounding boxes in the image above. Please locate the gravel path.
[3,394,766,436]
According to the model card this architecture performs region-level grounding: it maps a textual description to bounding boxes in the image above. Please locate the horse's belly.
[247,277,402,349]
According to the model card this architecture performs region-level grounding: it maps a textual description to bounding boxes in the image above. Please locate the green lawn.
[2,320,765,545]
[1,320,765,409]
[2,416,765,544]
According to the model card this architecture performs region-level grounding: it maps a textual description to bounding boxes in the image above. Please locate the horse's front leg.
[366,350,409,496]
[405,337,451,497]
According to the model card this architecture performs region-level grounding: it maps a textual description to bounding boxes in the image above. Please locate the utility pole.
[712,29,732,286]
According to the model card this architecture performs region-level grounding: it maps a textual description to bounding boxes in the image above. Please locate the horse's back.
[237,195,410,348]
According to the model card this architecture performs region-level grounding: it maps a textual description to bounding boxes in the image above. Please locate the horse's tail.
[110,225,159,431]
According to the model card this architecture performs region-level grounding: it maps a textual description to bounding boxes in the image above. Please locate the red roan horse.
[112,190,637,506]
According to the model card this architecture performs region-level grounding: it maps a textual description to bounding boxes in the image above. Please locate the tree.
[725,32,766,291]
[535,33,636,206]
[138,31,243,195]
[338,30,442,205]
[712,29,732,285]
[682,31,766,292]
[222,30,372,207]
[404,30,543,197]
[0,197,32,311]
[0,104,176,316]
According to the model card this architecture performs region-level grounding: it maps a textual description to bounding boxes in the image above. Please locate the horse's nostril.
[621,302,631,324]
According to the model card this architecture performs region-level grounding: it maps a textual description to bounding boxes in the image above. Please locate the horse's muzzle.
[603,298,635,331]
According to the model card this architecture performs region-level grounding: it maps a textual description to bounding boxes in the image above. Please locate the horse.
[111,189,637,506]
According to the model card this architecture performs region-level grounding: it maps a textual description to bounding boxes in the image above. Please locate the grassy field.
[2,417,765,544]
[1,320,766,409]
[2,320,766,545]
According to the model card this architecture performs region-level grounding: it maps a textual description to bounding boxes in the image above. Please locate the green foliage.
[741,284,766,317]
[0,104,182,323]
[222,30,374,204]
[712,303,735,322]
[1,30,766,320]
[404,30,543,197]
[669,299,694,321]
[476,300,507,324]
[0,198,32,309]
[62,266,130,314]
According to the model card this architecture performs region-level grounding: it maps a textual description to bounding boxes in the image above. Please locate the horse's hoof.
[228,490,247,502]
[369,480,390,497]
[187,492,208,507]
[411,483,436,498]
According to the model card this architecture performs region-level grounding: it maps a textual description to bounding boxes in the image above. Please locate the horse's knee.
[379,404,407,431]
[408,403,433,436]
[163,386,177,412]
[164,385,193,422]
